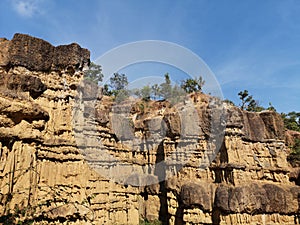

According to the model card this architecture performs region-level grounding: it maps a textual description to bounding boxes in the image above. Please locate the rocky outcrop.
[0,33,89,71]
[215,183,299,214]
[0,34,139,225]
[164,103,298,225]
[286,129,300,147]
[0,34,299,225]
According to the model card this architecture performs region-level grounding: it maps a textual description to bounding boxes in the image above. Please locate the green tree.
[103,73,129,97]
[284,112,300,167]
[281,111,300,132]
[287,138,300,167]
[159,73,172,100]
[140,85,151,101]
[110,73,128,91]
[84,62,103,84]
[102,84,112,96]
[267,102,276,111]
[238,90,251,110]
[247,99,265,112]
[238,90,264,112]
[134,85,152,101]
[151,84,160,100]
[180,76,205,93]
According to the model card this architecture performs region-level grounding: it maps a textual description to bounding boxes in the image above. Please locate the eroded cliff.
[0,34,299,225]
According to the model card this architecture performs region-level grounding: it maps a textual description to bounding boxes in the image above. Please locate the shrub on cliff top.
[84,62,103,84]
[282,111,300,132]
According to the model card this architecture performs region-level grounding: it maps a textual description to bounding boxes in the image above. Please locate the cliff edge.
[0,34,299,225]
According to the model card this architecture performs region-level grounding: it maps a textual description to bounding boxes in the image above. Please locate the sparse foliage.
[110,73,128,92]
[103,73,129,97]
[287,138,300,167]
[267,102,276,111]
[139,85,151,101]
[102,84,112,96]
[282,111,300,132]
[180,76,205,93]
[151,84,160,100]
[84,62,103,84]
[238,90,264,112]
[281,112,300,166]
[159,73,172,100]
[238,90,251,110]
[102,72,206,103]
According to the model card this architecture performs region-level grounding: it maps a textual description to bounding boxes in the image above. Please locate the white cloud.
[12,0,43,17]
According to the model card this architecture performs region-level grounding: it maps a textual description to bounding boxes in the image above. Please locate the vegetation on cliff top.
[84,63,205,103]
[85,62,300,164]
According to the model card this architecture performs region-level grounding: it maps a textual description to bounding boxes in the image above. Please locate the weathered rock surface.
[0,34,299,225]
[215,183,300,214]
[1,33,90,71]
[0,34,138,225]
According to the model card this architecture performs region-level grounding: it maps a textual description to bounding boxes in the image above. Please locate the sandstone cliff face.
[0,34,139,225]
[0,34,299,225]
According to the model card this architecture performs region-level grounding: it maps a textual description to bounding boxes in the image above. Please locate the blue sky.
[0,0,299,112]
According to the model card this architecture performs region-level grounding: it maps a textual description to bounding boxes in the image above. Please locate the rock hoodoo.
[0,34,299,225]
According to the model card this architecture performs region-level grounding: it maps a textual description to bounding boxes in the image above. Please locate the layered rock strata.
[0,34,139,225]
[0,34,299,225]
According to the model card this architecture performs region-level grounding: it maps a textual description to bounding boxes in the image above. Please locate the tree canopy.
[180,76,205,93]
[238,90,265,112]
[103,72,129,97]
[282,111,300,132]
[84,62,103,84]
